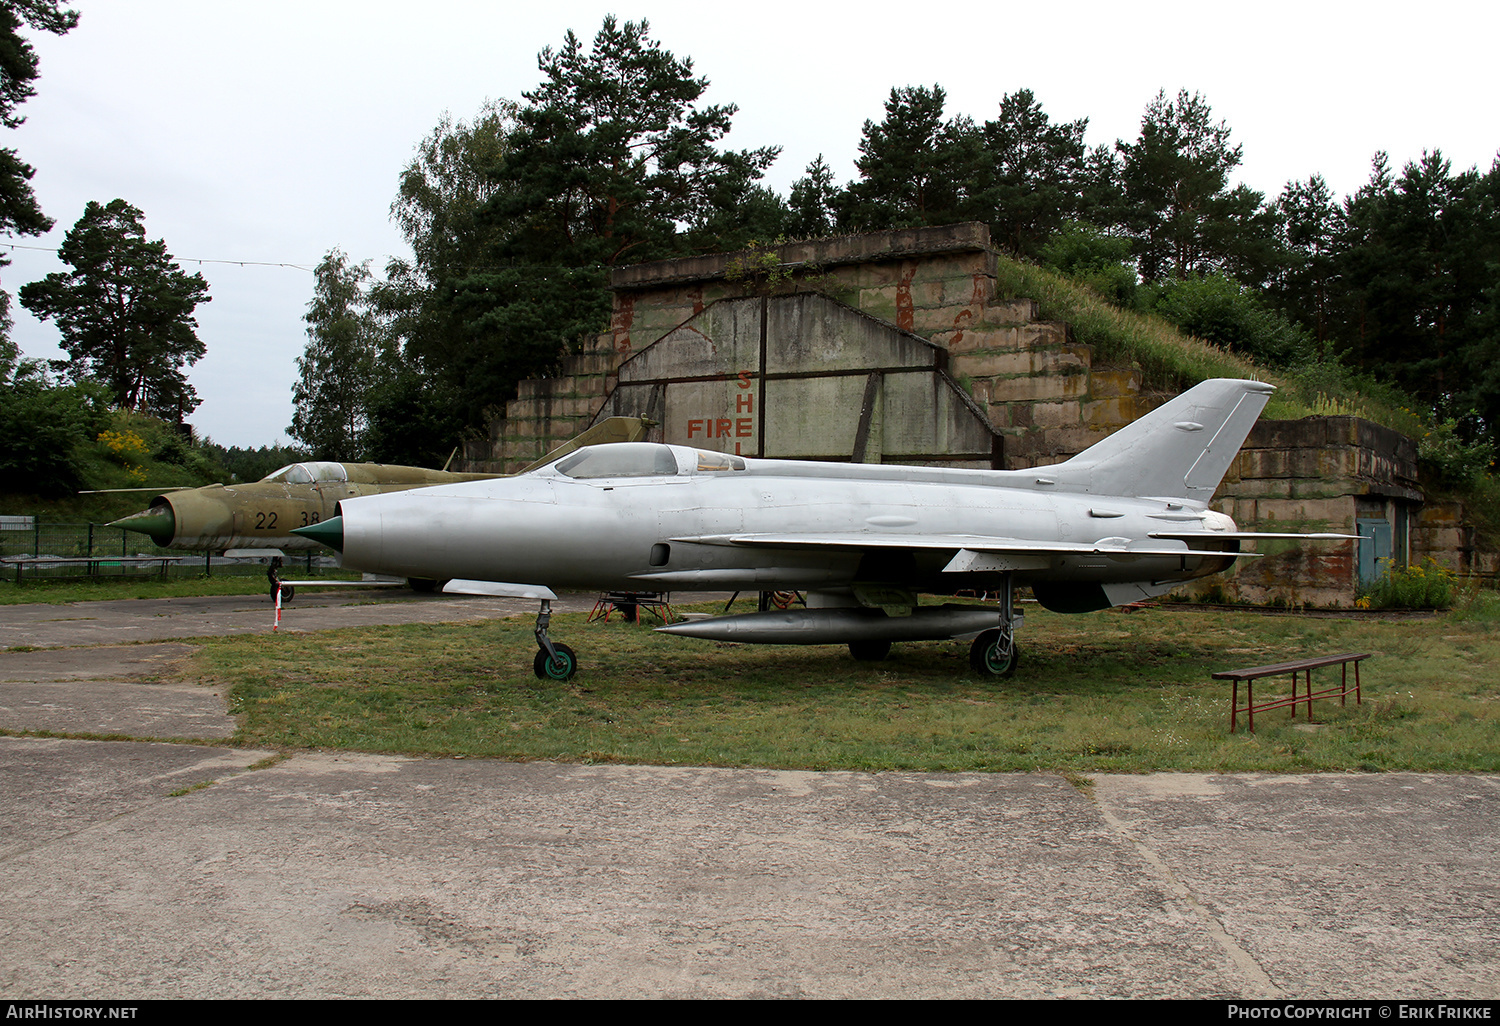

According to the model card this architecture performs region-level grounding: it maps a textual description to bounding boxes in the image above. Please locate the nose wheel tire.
[970,629,1019,677]
[534,643,579,681]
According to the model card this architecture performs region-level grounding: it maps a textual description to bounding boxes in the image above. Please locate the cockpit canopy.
[261,462,350,485]
[554,444,679,479]
[551,443,746,479]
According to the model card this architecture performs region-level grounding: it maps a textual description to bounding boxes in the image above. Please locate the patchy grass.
[181,598,1500,774]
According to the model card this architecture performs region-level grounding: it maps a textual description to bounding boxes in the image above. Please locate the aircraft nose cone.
[292,516,344,552]
[110,506,175,546]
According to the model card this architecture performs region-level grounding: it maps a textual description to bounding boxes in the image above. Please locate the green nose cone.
[110,506,176,546]
[292,516,344,552]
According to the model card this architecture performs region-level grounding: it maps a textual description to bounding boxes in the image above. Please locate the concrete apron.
[1,592,1496,999]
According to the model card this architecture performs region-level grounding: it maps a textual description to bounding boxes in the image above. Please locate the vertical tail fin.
[1046,379,1274,503]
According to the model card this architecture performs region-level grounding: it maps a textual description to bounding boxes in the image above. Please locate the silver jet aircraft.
[294,378,1342,680]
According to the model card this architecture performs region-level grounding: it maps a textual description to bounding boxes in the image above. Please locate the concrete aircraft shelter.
[596,292,1000,466]
[496,223,1044,472]
[479,223,1493,607]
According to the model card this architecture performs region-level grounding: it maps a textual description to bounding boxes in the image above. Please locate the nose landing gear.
[532,598,579,681]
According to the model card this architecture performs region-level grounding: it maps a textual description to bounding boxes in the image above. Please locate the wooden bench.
[1213,653,1370,733]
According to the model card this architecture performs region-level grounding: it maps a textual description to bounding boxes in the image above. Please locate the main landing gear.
[268,556,294,601]
[969,575,1021,678]
[532,598,578,681]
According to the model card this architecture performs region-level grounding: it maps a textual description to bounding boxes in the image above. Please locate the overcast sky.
[5,0,1497,449]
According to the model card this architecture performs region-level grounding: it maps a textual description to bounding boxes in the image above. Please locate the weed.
[167,779,215,796]
[1359,558,1456,610]
[1061,771,1095,795]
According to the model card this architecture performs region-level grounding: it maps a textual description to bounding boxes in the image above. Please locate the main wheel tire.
[273,584,295,601]
[969,629,1019,677]
[408,577,448,593]
[848,639,892,661]
[533,643,579,681]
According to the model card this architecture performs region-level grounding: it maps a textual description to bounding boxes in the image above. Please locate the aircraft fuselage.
[333,449,1236,597]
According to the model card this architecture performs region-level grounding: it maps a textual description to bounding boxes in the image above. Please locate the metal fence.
[0,521,338,584]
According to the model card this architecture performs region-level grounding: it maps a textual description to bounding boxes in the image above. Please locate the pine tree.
[288,249,388,461]
[841,85,975,231]
[1337,151,1498,424]
[490,16,778,267]
[1272,175,1342,345]
[1115,90,1279,284]
[787,155,840,238]
[976,89,1092,258]
[439,16,778,429]
[20,199,210,420]
[0,0,76,240]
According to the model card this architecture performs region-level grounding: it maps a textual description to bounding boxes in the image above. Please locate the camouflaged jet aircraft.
[293,380,1349,679]
[111,417,652,557]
